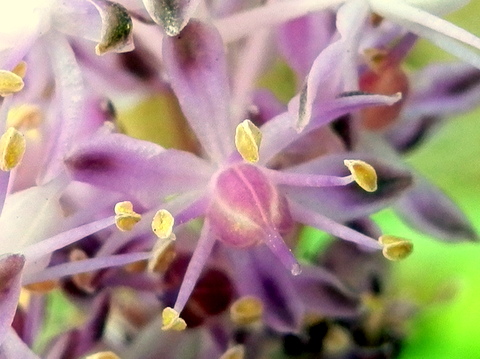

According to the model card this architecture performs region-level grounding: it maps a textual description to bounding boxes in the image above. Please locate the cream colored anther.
[148,234,176,273]
[0,127,26,171]
[161,307,187,331]
[230,296,264,325]
[235,119,262,163]
[85,352,121,359]
[220,345,245,359]
[0,70,24,96]
[344,159,378,192]
[7,104,42,130]
[114,201,142,231]
[379,235,413,261]
[152,209,174,239]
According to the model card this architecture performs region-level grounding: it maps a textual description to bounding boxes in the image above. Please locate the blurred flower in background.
[1,0,480,358]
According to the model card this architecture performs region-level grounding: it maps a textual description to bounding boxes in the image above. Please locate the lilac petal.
[0,328,40,359]
[250,89,286,126]
[22,295,45,347]
[283,153,412,222]
[0,254,25,346]
[276,11,336,79]
[163,20,234,163]
[142,0,201,36]
[260,92,400,166]
[320,235,388,294]
[231,246,304,333]
[294,265,361,318]
[369,0,480,68]
[65,131,214,205]
[394,179,477,242]
[40,32,86,184]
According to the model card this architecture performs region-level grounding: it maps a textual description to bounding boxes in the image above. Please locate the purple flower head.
[66,19,413,329]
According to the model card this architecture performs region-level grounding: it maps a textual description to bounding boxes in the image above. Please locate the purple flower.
[66,19,413,327]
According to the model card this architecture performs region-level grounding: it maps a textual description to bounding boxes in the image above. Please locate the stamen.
[148,234,177,273]
[379,235,413,261]
[262,168,354,187]
[152,209,175,239]
[85,352,120,359]
[7,104,42,130]
[323,325,351,355]
[114,201,142,231]
[0,70,24,96]
[161,307,187,331]
[220,345,245,359]
[344,160,377,192]
[69,249,95,293]
[12,61,27,78]
[23,280,59,293]
[235,119,262,163]
[0,127,26,171]
[230,296,263,325]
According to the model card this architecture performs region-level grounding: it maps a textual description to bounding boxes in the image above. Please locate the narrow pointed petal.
[163,20,234,163]
[231,246,304,332]
[0,254,25,346]
[276,11,336,79]
[65,131,214,205]
[283,154,412,222]
[369,0,480,68]
[294,265,361,318]
[142,0,201,36]
[395,179,477,241]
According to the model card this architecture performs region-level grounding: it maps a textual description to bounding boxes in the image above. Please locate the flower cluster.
[0,0,479,358]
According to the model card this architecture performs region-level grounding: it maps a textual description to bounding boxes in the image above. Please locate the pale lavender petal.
[142,0,201,36]
[369,0,480,68]
[0,254,25,346]
[250,89,286,126]
[65,131,214,205]
[230,246,304,333]
[395,179,477,242]
[283,153,412,222]
[163,20,233,163]
[0,328,40,359]
[276,11,336,79]
[294,265,361,318]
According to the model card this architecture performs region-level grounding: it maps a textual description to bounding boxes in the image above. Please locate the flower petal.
[0,328,40,359]
[65,131,214,205]
[281,153,413,222]
[163,20,234,163]
[0,254,25,346]
[394,178,477,242]
[142,0,201,36]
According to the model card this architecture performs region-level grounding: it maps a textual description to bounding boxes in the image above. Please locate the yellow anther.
[0,70,24,96]
[85,352,121,359]
[220,345,245,359]
[12,61,27,78]
[151,209,174,239]
[7,104,42,130]
[323,325,351,355]
[379,235,413,261]
[23,280,59,293]
[115,201,142,231]
[230,296,264,326]
[235,119,262,163]
[344,159,377,192]
[161,307,187,331]
[148,234,176,273]
[0,127,26,171]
